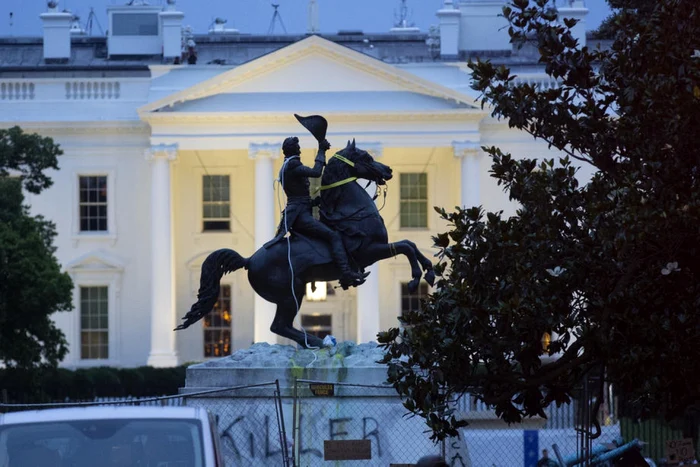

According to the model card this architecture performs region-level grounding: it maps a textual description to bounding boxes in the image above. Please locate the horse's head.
[335,139,393,185]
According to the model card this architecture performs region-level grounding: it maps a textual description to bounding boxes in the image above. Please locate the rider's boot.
[328,233,370,289]
[339,267,370,290]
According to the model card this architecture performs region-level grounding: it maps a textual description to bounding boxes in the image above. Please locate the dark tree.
[0,127,72,368]
[379,0,700,440]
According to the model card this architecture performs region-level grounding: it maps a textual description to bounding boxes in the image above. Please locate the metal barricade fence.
[289,378,627,467]
[182,381,291,467]
[292,378,447,467]
[0,381,291,467]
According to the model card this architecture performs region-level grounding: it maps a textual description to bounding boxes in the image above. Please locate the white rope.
[276,157,320,365]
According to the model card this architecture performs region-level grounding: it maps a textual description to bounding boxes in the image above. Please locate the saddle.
[265,227,366,278]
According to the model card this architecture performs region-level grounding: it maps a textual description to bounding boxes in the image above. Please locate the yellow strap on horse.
[330,153,355,167]
[312,153,357,195]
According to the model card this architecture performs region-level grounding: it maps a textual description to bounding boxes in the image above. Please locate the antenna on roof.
[8,12,13,35]
[307,0,319,34]
[267,3,287,35]
[390,0,419,33]
[85,7,104,35]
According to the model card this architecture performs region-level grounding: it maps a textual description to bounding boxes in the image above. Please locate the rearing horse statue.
[176,130,435,349]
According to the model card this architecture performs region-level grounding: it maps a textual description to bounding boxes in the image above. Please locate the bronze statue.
[176,115,435,348]
[264,115,369,290]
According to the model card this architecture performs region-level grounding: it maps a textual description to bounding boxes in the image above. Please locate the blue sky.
[0,0,611,37]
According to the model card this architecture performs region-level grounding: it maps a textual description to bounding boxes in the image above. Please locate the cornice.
[141,110,487,125]
[2,121,149,135]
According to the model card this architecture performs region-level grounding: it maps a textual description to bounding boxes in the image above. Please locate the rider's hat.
[294,114,327,143]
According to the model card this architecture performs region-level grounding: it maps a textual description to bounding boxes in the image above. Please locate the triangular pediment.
[65,250,125,273]
[139,35,478,114]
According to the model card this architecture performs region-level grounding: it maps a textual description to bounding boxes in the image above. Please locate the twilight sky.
[0,0,611,37]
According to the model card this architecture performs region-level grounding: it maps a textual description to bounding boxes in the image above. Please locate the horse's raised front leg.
[270,298,325,349]
[401,239,435,286]
[361,242,423,292]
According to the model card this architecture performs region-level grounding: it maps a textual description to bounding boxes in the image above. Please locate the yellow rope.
[312,153,357,195]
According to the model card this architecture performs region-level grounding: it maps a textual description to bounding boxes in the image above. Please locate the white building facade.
[0,0,594,368]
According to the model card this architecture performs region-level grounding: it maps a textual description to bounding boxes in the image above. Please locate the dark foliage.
[0,365,189,404]
[379,0,700,440]
[0,127,73,368]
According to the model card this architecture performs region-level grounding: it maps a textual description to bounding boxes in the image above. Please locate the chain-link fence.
[184,381,291,467]
[0,381,290,467]
[2,377,694,466]
[292,379,448,467]
[289,378,636,467]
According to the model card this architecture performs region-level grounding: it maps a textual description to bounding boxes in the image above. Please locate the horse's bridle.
[313,153,357,194]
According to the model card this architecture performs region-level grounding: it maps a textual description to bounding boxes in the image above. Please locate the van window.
[0,418,205,467]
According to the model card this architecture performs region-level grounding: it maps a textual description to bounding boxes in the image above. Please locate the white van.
[0,405,224,467]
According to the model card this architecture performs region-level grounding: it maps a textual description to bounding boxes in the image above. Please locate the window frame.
[201,174,232,233]
[65,251,123,367]
[78,175,109,233]
[79,285,110,360]
[399,281,429,316]
[72,168,117,244]
[202,284,233,358]
[187,251,236,361]
[399,172,429,229]
[192,167,237,239]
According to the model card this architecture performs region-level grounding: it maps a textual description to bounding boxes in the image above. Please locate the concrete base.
[181,342,468,466]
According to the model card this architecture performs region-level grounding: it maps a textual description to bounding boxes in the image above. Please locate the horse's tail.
[174,249,249,331]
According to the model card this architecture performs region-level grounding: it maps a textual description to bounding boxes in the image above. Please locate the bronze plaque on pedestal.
[324,439,371,460]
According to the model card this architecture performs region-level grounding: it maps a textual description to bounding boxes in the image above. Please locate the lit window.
[400,173,428,228]
[301,314,332,340]
[204,285,232,357]
[80,286,109,359]
[202,175,231,232]
[400,282,428,316]
[79,176,108,232]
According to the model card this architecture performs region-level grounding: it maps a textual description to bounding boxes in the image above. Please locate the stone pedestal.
[182,342,467,466]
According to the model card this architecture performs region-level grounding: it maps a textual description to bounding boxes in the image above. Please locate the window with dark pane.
[203,284,232,357]
[202,175,231,231]
[79,176,108,232]
[80,286,109,359]
[300,314,332,339]
[400,282,429,316]
[399,173,428,228]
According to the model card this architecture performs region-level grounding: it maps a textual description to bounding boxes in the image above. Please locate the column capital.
[249,142,281,160]
[145,143,179,161]
[452,140,482,158]
[358,142,383,159]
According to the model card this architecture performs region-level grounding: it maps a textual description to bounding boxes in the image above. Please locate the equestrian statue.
[175,114,435,349]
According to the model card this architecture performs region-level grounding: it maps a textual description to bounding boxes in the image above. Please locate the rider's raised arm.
[288,140,330,178]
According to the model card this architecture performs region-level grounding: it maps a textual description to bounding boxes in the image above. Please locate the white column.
[249,143,281,344]
[146,143,179,367]
[357,263,380,343]
[356,142,383,343]
[453,141,483,208]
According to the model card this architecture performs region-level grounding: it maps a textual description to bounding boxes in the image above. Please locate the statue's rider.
[265,134,369,289]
